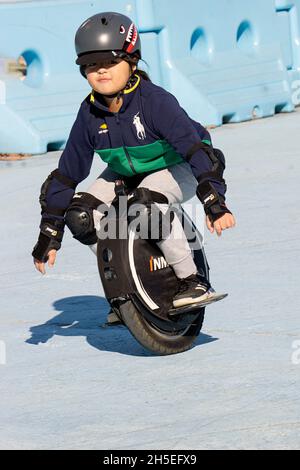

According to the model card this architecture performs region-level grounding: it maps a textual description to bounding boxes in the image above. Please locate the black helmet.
[75,12,141,67]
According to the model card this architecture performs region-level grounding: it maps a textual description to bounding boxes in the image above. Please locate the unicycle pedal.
[169,293,228,317]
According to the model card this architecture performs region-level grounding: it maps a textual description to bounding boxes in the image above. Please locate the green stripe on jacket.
[95,139,212,177]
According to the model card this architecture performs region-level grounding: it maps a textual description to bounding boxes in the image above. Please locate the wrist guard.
[196,181,232,223]
[32,219,65,262]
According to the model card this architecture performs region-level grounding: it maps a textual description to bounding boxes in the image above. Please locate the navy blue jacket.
[44,75,226,220]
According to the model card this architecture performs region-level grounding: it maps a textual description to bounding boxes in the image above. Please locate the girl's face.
[85,58,136,95]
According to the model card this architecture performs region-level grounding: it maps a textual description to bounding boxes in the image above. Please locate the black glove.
[196,181,232,224]
[32,219,65,263]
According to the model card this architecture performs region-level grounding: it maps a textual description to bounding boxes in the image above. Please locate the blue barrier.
[0,0,298,153]
[0,0,166,153]
[1,0,83,153]
[275,0,300,105]
[137,0,294,126]
[0,0,141,154]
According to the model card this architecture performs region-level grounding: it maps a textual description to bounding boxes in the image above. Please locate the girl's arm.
[32,98,95,268]
[43,98,95,222]
[147,90,226,198]
[146,90,235,235]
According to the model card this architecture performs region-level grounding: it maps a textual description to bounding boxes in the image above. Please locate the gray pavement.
[0,109,299,450]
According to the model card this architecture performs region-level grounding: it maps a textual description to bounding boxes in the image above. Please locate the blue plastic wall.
[275,0,300,105]
[137,0,295,125]
[0,0,299,153]
[0,0,136,153]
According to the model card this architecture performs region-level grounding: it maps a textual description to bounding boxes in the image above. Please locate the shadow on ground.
[26,295,218,357]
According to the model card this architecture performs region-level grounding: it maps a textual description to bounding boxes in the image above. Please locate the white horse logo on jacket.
[133,112,146,140]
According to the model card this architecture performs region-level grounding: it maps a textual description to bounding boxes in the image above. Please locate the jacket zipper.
[115,113,137,175]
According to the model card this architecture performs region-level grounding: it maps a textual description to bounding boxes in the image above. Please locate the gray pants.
[86,162,199,279]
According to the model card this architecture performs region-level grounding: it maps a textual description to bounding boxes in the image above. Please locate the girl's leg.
[137,162,199,279]
[85,167,120,254]
[85,163,221,309]
[137,163,225,308]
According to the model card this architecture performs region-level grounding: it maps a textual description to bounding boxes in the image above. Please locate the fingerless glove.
[196,181,232,223]
[32,219,65,263]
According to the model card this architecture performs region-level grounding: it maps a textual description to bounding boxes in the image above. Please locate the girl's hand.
[33,249,57,275]
[206,213,236,237]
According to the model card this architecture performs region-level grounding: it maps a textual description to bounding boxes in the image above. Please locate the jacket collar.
[89,74,141,114]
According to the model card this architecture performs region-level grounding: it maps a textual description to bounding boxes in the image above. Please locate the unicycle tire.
[118,300,205,356]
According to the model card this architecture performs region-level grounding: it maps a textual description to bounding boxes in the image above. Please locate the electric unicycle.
[97,181,212,355]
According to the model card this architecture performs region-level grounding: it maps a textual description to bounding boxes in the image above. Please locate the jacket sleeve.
[147,91,227,198]
[42,100,95,221]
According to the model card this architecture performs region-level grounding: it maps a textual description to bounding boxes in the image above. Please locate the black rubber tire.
[119,300,204,356]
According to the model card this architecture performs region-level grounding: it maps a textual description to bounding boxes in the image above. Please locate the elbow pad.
[39,169,77,217]
[187,142,226,186]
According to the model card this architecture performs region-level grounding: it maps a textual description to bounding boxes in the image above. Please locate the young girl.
[32,12,235,310]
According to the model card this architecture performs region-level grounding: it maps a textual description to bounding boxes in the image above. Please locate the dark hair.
[135,68,151,81]
[127,55,151,81]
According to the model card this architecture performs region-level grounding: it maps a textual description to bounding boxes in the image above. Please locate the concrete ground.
[0,108,299,450]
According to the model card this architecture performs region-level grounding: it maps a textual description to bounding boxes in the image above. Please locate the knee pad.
[127,187,174,242]
[65,192,107,245]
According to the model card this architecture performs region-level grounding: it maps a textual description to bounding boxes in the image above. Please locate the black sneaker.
[173,273,222,308]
